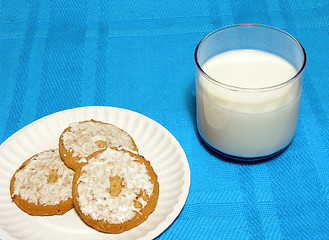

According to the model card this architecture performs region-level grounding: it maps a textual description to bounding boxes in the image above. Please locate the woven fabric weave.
[1,0,329,239]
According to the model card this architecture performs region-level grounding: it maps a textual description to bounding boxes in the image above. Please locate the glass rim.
[194,23,307,92]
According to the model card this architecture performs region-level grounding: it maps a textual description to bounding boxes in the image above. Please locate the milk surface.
[197,49,302,158]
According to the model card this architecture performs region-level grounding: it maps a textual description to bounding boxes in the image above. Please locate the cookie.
[59,119,138,171]
[72,147,159,233]
[10,149,74,216]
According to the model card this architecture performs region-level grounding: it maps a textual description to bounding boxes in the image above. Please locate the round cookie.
[72,147,159,234]
[10,149,74,216]
[59,119,138,171]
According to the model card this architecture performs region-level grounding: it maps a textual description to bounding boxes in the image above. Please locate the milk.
[196,49,302,158]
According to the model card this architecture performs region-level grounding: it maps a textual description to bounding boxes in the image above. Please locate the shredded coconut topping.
[61,121,136,162]
[12,149,74,205]
[77,148,154,224]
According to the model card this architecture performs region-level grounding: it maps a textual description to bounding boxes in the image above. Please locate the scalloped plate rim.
[0,106,191,240]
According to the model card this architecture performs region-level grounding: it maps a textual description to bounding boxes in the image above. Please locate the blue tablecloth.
[1,0,329,239]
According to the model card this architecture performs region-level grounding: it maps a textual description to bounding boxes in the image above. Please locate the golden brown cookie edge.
[10,150,74,216]
[72,148,159,234]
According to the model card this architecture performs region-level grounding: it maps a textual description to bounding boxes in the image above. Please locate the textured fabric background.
[1,0,329,239]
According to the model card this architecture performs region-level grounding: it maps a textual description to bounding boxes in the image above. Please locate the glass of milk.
[195,24,306,160]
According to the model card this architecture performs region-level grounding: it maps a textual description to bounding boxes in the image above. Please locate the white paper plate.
[0,106,190,240]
